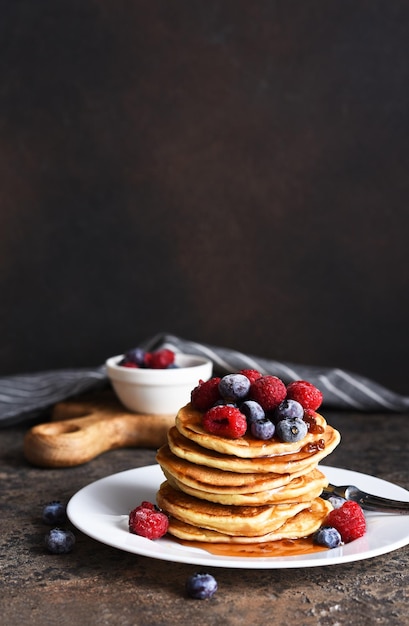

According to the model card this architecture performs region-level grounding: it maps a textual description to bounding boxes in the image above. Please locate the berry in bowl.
[106,348,213,415]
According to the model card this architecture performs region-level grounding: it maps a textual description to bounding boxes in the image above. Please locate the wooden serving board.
[23,390,175,468]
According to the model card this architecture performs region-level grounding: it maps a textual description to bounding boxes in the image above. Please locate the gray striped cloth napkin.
[1,333,408,427]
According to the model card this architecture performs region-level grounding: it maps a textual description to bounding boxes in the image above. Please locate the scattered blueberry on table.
[186,572,218,599]
[42,500,67,525]
[44,528,76,554]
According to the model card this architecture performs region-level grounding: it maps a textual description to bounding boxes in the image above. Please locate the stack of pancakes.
[156,403,340,544]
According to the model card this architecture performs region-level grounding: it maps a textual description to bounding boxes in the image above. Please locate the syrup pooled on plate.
[176,537,328,558]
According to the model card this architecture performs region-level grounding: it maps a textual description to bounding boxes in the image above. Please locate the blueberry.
[42,501,67,525]
[213,399,238,408]
[240,400,265,424]
[124,347,146,366]
[274,399,304,422]
[186,572,218,599]
[313,526,342,549]
[251,418,275,440]
[275,417,308,442]
[45,528,76,554]
[327,495,347,509]
[218,374,250,402]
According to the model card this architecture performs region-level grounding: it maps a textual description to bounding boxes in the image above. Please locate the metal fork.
[323,483,409,514]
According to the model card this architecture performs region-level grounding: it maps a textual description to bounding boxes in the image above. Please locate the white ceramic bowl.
[106,353,213,415]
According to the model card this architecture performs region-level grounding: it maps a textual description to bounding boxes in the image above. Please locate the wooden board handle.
[24,409,175,468]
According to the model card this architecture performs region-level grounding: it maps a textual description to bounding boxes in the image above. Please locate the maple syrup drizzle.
[303,414,325,435]
[302,439,326,454]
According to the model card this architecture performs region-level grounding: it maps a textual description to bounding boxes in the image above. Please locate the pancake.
[175,404,330,458]
[167,424,340,474]
[156,443,311,493]
[157,481,314,536]
[165,497,333,544]
[155,389,340,546]
[162,467,328,506]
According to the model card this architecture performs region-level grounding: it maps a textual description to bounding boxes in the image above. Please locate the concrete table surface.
[1,410,409,626]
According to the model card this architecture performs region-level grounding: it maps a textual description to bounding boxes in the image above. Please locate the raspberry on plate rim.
[129,501,169,540]
[325,500,366,544]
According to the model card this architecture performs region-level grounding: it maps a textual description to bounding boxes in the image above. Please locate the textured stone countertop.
[1,409,409,626]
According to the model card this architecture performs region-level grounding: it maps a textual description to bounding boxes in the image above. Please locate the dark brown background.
[1,1,408,394]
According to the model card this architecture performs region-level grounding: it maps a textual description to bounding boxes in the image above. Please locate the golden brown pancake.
[167,424,340,474]
[157,481,314,536]
[165,497,333,543]
[162,467,328,506]
[156,443,311,492]
[175,404,330,458]
[156,398,340,544]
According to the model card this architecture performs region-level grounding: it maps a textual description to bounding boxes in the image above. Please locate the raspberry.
[139,500,156,510]
[286,380,323,411]
[129,502,169,540]
[191,377,222,410]
[325,501,366,543]
[238,369,262,384]
[249,375,287,411]
[144,348,175,369]
[202,405,247,439]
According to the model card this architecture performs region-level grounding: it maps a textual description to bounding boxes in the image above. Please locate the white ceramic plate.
[67,464,409,569]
